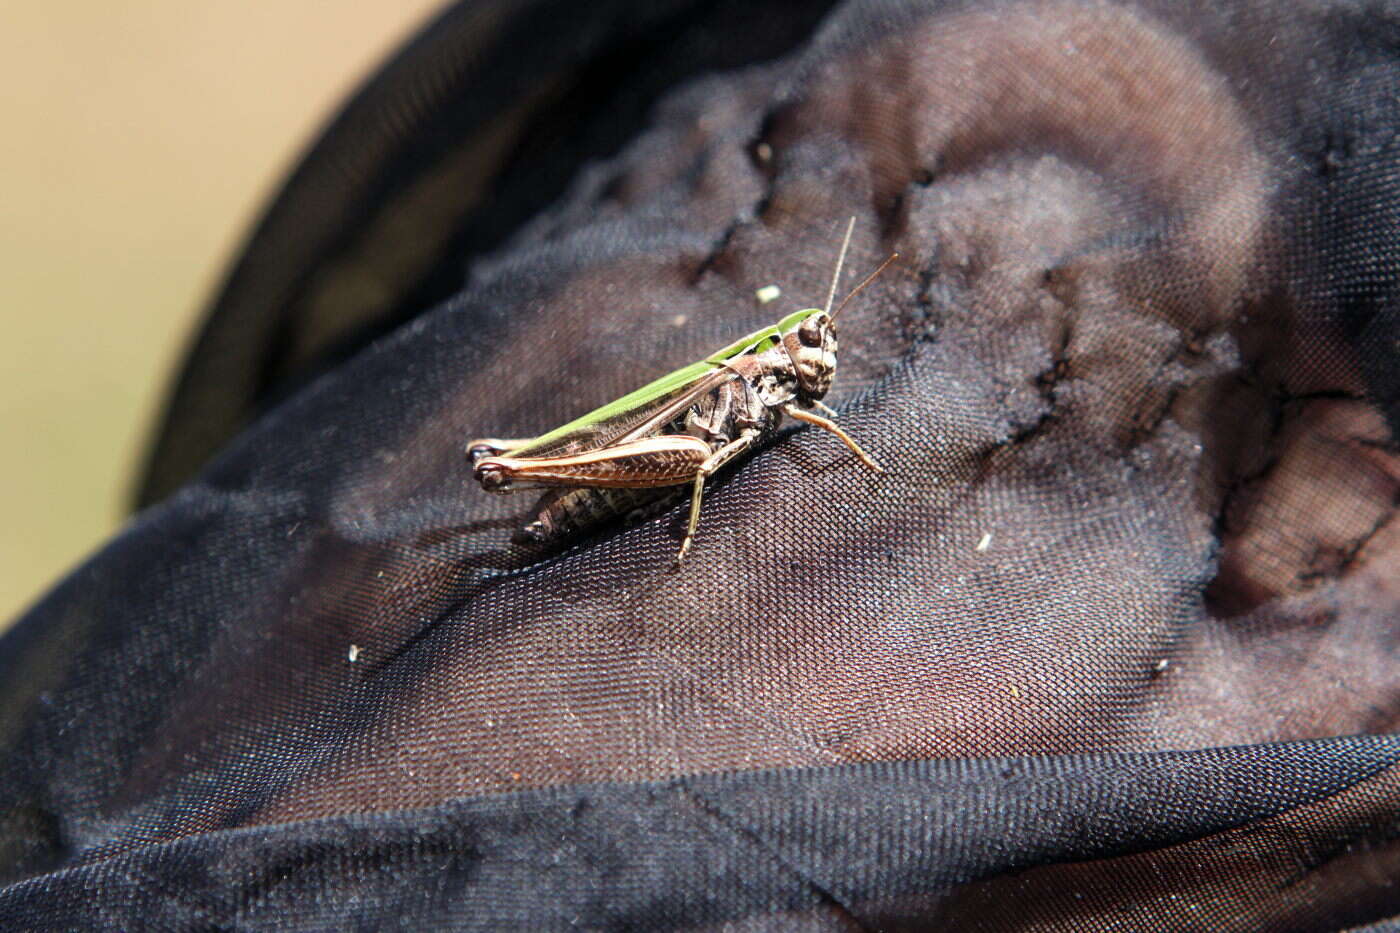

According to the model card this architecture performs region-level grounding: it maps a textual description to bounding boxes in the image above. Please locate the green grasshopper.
[468,219,895,562]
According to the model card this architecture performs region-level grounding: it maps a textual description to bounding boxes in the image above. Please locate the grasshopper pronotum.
[467,219,895,562]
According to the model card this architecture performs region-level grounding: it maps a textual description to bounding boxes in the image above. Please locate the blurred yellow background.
[0,1,445,629]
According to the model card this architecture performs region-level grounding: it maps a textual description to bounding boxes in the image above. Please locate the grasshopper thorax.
[780,309,838,402]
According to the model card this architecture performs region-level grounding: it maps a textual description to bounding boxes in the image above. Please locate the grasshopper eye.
[798,316,825,347]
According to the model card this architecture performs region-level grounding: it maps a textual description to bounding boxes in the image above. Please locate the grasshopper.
[467,219,894,562]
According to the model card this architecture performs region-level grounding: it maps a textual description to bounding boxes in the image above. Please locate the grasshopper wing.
[506,322,782,459]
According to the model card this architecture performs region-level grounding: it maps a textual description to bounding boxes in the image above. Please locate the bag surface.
[3,0,1398,928]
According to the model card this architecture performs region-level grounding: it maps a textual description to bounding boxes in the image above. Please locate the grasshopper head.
[781,310,837,402]
[777,222,895,404]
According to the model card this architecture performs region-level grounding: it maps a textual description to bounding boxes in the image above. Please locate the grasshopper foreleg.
[782,404,883,473]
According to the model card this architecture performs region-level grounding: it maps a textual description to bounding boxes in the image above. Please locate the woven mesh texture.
[2,0,1398,928]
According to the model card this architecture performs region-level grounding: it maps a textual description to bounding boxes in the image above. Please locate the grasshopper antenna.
[823,217,857,314]
[831,252,899,320]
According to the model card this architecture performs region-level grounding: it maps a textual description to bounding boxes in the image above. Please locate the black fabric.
[4,740,1399,929]
[4,0,1400,928]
